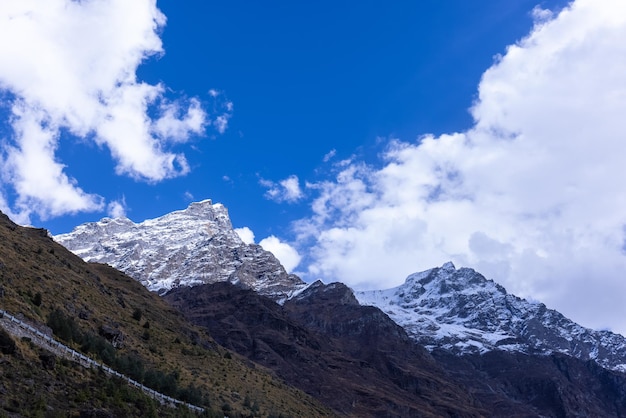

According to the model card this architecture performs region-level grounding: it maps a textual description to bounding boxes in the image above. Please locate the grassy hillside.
[0,212,334,418]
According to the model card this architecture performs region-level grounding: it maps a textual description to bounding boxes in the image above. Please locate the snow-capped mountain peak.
[54,200,306,299]
[357,262,626,372]
[55,201,626,373]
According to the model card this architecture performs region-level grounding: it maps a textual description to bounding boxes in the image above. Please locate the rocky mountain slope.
[356,262,626,373]
[55,200,306,300]
[0,210,333,417]
[165,279,626,417]
[165,280,485,418]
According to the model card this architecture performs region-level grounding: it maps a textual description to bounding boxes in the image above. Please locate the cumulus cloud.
[2,103,104,219]
[213,114,230,135]
[152,98,205,143]
[259,235,302,273]
[107,198,127,218]
[0,0,224,223]
[235,226,255,245]
[260,175,304,203]
[296,0,626,333]
[0,187,29,225]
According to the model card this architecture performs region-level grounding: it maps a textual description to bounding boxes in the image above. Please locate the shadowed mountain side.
[164,281,486,418]
[432,349,626,417]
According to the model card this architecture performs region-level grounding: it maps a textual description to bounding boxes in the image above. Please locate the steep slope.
[165,279,626,417]
[54,200,306,300]
[165,280,486,418]
[0,211,334,417]
[356,262,626,372]
[290,283,626,417]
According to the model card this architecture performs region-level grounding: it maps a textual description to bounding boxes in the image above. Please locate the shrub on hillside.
[47,308,79,342]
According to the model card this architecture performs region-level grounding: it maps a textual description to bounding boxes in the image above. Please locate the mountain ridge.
[164,280,486,417]
[164,276,626,417]
[54,200,626,375]
[356,261,626,373]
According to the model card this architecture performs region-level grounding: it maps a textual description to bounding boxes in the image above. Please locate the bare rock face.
[54,200,306,301]
[98,325,124,349]
[165,281,485,418]
[165,279,626,417]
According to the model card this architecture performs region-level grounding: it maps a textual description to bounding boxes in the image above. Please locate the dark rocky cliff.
[165,281,485,417]
[166,279,626,417]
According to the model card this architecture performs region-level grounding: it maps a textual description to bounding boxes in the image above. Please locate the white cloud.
[296,0,626,333]
[213,114,230,135]
[0,187,30,226]
[323,149,337,162]
[259,235,302,273]
[531,6,554,23]
[0,0,221,222]
[261,175,304,203]
[235,226,255,244]
[107,198,127,218]
[3,103,104,220]
[205,89,233,134]
[237,228,303,273]
[152,98,206,143]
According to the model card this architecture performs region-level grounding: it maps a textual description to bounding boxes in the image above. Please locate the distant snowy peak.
[357,262,626,372]
[54,200,306,300]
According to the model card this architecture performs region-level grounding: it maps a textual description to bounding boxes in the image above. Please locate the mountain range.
[55,199,626,374]
[4,199,626,416]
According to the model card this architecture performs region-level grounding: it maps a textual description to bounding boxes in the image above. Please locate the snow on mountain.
[54,201,626,373]
[356,262,626,372]
[54,200,306,300]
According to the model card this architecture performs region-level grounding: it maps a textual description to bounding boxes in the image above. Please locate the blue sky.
[3,0,626,334]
